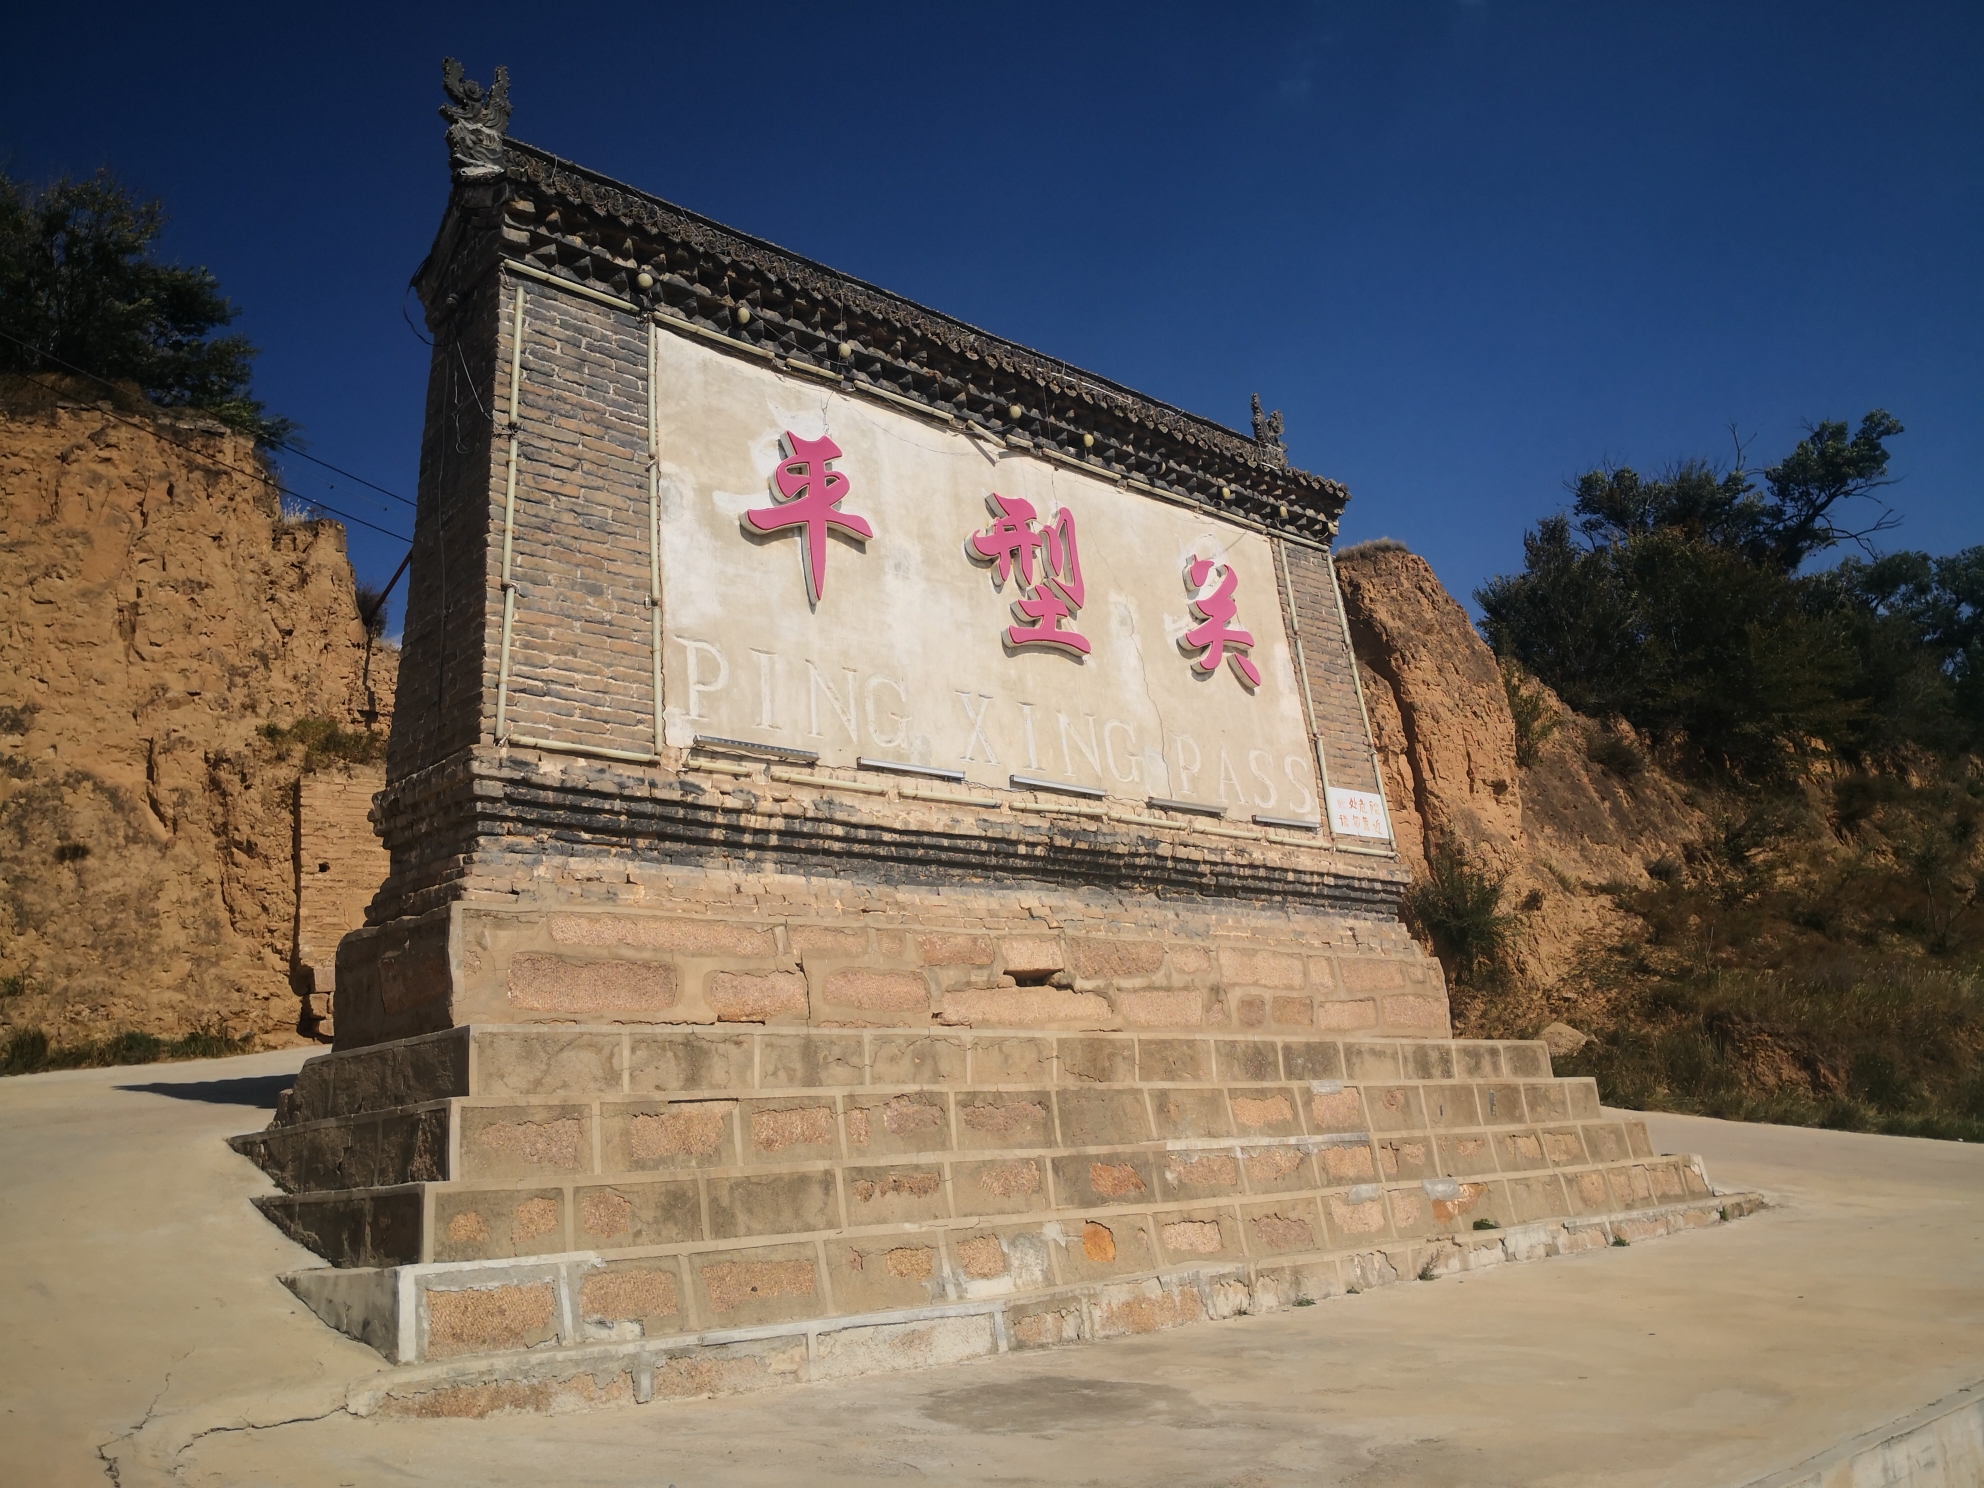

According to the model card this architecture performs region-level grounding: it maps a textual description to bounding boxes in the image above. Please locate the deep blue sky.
[6,2,1979,630]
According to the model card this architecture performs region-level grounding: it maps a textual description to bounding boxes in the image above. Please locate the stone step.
[288,1190,1766,1386]
[275,1023,1562,1127]
[237,1018,1721,1413]
[234,1099,453,1194]
[251,1130,1695,1271]
[236,1074,1633,1198]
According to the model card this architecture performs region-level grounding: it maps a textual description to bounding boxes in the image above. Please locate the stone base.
[234,1021,1746,1402]
[321,1195,1763,1417]
[331,894,1446,1051]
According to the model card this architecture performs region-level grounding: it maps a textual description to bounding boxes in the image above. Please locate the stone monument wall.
[227,67,1749,1412]
[338,138,1425,1050]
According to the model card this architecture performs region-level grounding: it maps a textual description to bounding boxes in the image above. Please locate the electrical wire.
[278,443,414,508]
[3,363,413,543]
[401,283,435,348]
[0,326,417,509]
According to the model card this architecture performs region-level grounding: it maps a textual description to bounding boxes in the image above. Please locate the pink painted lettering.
[1180,556,1261,687]
[746,432,872,603]
[968,495,1089,655]
[968,494,1045,588]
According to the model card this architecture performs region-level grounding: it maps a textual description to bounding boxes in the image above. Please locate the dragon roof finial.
[440,58,512,183]
[1250,393,1287,468]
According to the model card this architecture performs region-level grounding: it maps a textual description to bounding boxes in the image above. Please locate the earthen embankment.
[0,380,395,1047]
[1334,542,1705,996]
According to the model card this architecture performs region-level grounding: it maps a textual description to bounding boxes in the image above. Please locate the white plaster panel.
[653,331,1320,815]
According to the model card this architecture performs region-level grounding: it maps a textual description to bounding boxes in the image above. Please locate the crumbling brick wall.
[296,766,390,1036]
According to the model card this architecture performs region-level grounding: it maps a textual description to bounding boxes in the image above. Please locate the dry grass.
[258,716,385,771]
[1460,765,1984,1140]
[1555,966,1984,1140]
[1,1023,250,1076]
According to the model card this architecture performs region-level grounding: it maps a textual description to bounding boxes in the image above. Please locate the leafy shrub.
[103,1031,163,1064]
[1832,771,1906,832]
[353,580,389,638]
[53,841,90,863]
[0,702,36,734]
[1889,788,1982,955]
[1503,664,1560,767]
[170,1026,249,1060]
[1584,732,1645,778]
[3,1029,49,1074]
[1403,846,1514,990]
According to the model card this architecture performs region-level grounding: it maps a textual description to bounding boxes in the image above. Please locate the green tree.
[1825,547,1984,746]
[1560,412,1904,571]
[0,168,290,442]
[1797,549,1983,758]
[1473,413,1969,778]
[1478,519,1859,777]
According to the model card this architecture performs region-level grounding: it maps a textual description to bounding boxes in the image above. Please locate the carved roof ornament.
[1251,394,1287,469]
[440,57,511,183]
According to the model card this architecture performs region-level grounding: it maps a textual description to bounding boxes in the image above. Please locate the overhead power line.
[2,330,421,632]
[4,363,413,544]
[273,443,416,508]
[0,327,418,512]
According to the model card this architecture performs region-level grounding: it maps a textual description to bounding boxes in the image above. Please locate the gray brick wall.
[390,272,661,781]
[500,282,657,757]
[388,275,500,783]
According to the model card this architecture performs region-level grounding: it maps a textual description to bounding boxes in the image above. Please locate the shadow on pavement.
[116,1073,295,1109]
[921,1378,1207,1433]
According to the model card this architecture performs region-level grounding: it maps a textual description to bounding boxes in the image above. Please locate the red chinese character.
[968,495,1089,654]
[1180,555,1261,687]
[967,493,1045,588]
[746,432,872,603]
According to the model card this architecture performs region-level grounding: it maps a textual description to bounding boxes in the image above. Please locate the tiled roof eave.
[460,141,1350,537]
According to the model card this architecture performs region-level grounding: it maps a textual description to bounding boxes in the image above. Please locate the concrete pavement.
[1,1048,1978,1486]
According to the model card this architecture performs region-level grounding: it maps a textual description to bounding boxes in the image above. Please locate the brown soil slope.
[0,384,395,1046]
[1334,543,1705,998]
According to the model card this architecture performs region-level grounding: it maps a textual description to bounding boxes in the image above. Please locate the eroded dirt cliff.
[1334,542,1706,1006]
[0,382,395,1046]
